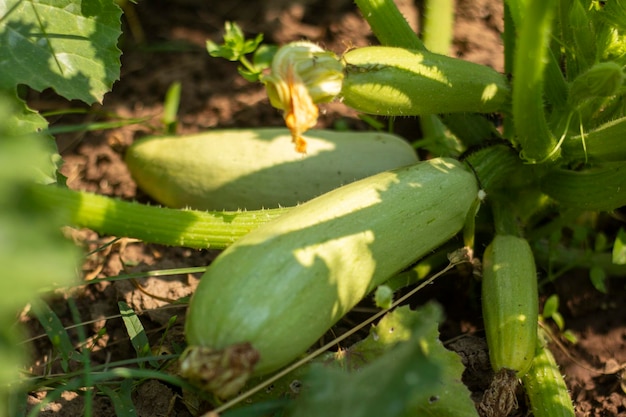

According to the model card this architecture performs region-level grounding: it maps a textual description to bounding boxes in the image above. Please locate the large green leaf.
[0,0,122,104]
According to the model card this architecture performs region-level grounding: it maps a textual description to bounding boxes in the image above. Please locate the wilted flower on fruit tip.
[262,41,344,153]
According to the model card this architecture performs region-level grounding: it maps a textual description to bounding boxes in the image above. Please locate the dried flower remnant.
[262,42,344,153]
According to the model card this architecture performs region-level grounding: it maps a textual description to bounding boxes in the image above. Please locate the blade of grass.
[68,297,93,417]
[27,368,198,417]
[31,301,78,373]
[162,82,181,134]
[83,266,206,288]
[118,302,155,368]
[44,117,151,135]
[98,379,137,417]
[24,354,181,390]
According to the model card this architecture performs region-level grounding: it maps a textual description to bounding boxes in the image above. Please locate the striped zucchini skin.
[522,336,576,417]
[340,46,510,116]
[185,158,479,379]
[482,235,538,376]
[125,128,418,211]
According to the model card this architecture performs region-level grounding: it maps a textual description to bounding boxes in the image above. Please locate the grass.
[17,246,205,417]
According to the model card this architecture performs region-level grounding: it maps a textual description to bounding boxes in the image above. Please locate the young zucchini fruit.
[340,46,510,116]
[522,333,576,417]
[125,128,418,211]
[182,157,479,397]
[482,235,539,377]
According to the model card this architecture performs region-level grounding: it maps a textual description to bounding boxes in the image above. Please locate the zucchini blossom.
[262,41,344,153]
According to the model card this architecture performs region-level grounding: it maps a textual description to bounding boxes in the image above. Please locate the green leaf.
[207,21,263,61]
[288,304,479,417]
[162,81,181,134]
[542,294,559,319]
[118,301,154,366]
[589,265,607,293]
[237,66,262,83]
[4,89,50,135]
[98,379,137,417]
[31,301,78,372]
[612,228,626,265]
[0,0,123,104]
[252,44,278,70]
[597,0,626,31]
[374,285,393,309]
[543,295,566,331]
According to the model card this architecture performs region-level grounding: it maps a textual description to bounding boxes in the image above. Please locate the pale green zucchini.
[125,128,418,211]
[522,333,576,417]
[482,235,539,377]
[182,157,479,397]
[340,46,510,116]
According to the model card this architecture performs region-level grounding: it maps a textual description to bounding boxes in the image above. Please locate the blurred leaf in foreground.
[0,93,81,413]
[0,95,80,314]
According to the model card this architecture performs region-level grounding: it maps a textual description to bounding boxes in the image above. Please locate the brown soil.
[22,1,626,416]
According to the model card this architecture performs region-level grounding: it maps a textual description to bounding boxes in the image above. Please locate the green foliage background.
[0,0,122,414]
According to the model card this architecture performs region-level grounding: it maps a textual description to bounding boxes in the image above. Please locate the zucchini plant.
[177,0,624,414]
[3,0,626,416]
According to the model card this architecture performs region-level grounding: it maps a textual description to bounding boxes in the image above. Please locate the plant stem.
[561,116,626,162]
[421,0,454,55]
[490,198,522,237]
[419,0,455,155]
[502,3,517,138]
[540,162,626,212]
[504,0,530,28]
[512,0,559,163]
[462,144,536,193]
[30,185,288,250]
[353,0,424,49]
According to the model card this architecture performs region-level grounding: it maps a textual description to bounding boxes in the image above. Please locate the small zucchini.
[482,234,538,377]
[125,128,418,211]
[182,157,479,397]
[340,46,510,116]
[522,333,576,417]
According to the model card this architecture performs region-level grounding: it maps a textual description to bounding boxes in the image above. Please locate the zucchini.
[125,128,418,211]
[482,234,539,377]
[522,332,576,417]
[340,46,510,116]
[182,157,479,397]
